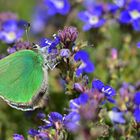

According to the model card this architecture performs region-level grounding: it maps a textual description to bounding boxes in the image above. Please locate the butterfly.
[0,44,57,111]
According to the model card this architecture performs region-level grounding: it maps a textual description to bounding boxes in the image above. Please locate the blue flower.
[134,92,140,106]
[13,134,24,140]
[40,34,60,53]
[119,0,140,31]
[0,20,24,44]
[60,49,71,58]
[70,94,89,110]
[37,112,46,119]
[108,109,126,124]
[83,0,97,9]
[134,106,140,123]
[74,50,95,76]
[137,42,140,48]
[133,92,140,122]
[40,112,64,130]
[107,3,119,13]
[114,0,126,8]
[64,112,80,132]
[78,5,105,31]
[49,112,63,123]
[92,79,116,103]
[92,79,104,92]
[28,129,39,137]
[31,5,49,33]
[44,0,70,15]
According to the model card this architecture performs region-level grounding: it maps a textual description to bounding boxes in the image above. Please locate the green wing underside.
[0,50,44,104]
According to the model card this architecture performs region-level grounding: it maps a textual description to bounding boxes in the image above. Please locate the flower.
[58,26,78,48]
[39,112,64,130]
[28,129,39,137]
[0,12,18,29]
[44,0,70,15]
[31,5,49,33]
[78,5,105,31]
[133,92,140,106]
[119,0,140,31]
[64,94,89,132]
[40,34,60,53]
[13,134,24,140]
[60,49,71,58]
[37,112,46,119]
[110,48,118,60]
[113,0,126,8]
[70,94,89,110]
[108,108,126,124]
[0,20,24,44]
[92,79,116,103]
[7,41,32,54]
[133,92,140,122]
[64,112,80,132]
[74,50,95,76]
[107,3,119,14]
[134,106,140,122]
[137,42,140,48]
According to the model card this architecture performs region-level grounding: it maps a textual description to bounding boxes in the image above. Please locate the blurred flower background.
[0,0,140,140]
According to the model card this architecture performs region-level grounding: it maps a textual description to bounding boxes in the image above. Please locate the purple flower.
[119,0,140,31]
[60,49,71,58]
[108,109,126,124]
[7,41,31,54]
[58,26,78,48]
[13,134,24,140]
[37,132,50,140]
[28,129,39,137]
[64,112,80,132]
[74,50,95,76]
[0,20,24,44]
[78,5,105,31]
[44,0,70,15]
[111,48,118,60]
[92,79,116,103]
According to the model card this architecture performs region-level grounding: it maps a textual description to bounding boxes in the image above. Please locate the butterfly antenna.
[24,22,30,42]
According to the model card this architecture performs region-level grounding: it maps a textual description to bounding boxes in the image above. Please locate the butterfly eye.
[32,43,40,50]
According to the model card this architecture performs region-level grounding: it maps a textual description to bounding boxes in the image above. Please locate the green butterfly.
[0,45,55,111]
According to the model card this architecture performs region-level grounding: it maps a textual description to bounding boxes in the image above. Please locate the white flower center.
[6,32,16,42]
[89,15,99,25]
[102,87,112,95]
[129,10,140,20]
[51,0,64,9]
[79,61,86,69]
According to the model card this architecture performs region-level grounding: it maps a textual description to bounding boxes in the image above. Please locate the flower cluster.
[0,12,27,44]
[78,4,106,31]
[119,0,140,31]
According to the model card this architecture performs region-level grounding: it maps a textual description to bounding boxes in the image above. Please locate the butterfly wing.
[0,50,47,111]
